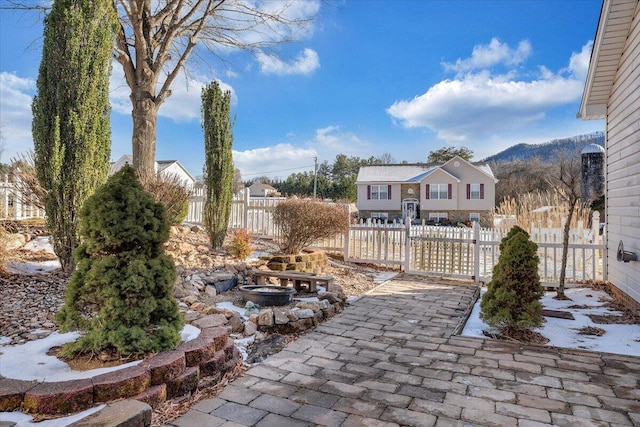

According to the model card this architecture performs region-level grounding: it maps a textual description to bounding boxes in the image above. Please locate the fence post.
[473,221,480,283]
[343,226,350,263]
[404,220,411,272]
[243,188,250,230]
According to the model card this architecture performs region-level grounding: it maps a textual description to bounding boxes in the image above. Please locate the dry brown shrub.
[8,151,45,209]
[0,221,7,273]
[273,199,350,254]
[141,172,192,225]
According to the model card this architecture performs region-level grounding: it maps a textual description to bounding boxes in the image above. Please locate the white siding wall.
[161,163,195,187]
[606,6,640,304]
[356,183,400,211]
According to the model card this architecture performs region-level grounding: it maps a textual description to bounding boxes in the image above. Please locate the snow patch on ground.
[5,259,61,275]
[0,325,201,382]
[217,301,250,320]
[0,405,104,427]
[462,287,640,356]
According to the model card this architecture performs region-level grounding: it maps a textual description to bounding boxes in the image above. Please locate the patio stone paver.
[170,275,640,426]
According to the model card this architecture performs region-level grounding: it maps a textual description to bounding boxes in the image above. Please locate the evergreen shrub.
[480,225,544,333]
[55,165,184,356]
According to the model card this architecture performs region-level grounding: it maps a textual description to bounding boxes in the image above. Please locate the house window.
[469,213,480,223]
[368,185,391,200]
[371,212,388,222]
[427,183,450,200]
[467,183,484,200]
[428,212,448,222]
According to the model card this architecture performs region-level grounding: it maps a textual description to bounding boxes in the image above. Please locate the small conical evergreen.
[480,226,544,333]
[56,165,183,356]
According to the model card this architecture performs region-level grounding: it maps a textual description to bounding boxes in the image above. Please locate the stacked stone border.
[252,295,346,334]
[0,314,238,416]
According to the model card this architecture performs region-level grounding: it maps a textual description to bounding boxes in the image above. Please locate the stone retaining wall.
[0,314,238,416]
[266,249,328,273]
[251,293,345,335]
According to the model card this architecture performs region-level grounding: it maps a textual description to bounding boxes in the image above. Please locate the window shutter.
[367,185,371,199]
[388,185,392,199]
[480,183,485,199]
[466,184,471,199]
[425,184,430,199]
[448,183,452,200]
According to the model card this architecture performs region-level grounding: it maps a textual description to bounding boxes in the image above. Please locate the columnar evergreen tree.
[55,166,183,356]
[480,226,544,334]
[202,81,235,249]
[32,0,116,273]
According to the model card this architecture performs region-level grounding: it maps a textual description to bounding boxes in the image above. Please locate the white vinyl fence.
[0,178,45,220]
[188,191,606,287]
[187,188,284,236]
[6,181,605,287]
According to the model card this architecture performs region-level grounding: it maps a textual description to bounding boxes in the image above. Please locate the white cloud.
[0,72,36,162]
[233,143,317,179]
[567,41,593,81]
[256,48,320,75]
[443,38,532,74]
[388,40,592,146]
[234,125,371,179]
[314,125,363,150]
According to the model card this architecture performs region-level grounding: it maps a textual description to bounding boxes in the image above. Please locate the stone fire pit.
[239,285,296,306]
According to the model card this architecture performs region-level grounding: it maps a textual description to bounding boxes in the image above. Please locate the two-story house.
[355,156,497,227]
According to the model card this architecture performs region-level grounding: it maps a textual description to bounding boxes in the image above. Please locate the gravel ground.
[0,227,387,346]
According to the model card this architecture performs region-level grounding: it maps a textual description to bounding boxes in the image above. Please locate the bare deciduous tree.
[6,0,318,179]
[550,157,583,299]
[9,151,45,209]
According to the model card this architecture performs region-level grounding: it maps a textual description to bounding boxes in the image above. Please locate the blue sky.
[0,0,604,180]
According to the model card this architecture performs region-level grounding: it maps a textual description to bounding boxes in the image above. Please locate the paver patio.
[170,275,640,426]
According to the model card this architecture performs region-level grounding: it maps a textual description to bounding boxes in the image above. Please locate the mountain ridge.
[481,131,605,163]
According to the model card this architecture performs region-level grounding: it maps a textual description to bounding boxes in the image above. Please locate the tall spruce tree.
[202,81,235,249]
[32,0,116,273]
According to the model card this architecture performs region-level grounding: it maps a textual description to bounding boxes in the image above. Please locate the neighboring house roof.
[579,0,638,119]
[356,156,496,183]
[356,165,435,183]
[251,183,276,191]
[109,155,196,183]
[156,160,197,183]
[441,156,498,182]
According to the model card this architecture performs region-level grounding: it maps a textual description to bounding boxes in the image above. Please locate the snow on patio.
[462,286,640,356]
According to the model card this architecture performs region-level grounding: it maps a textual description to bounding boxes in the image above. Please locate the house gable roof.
[356,165,435,183]
[579,0,638,120]
[157,160,197,183]
[441,156,498,182]
[250,182,276,191]
[415,167,461,183]
[356,158,497,184]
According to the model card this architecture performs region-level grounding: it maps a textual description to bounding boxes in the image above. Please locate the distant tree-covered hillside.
[482,132,604,163]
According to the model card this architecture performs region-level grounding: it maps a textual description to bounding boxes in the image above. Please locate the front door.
[402,198,419,221]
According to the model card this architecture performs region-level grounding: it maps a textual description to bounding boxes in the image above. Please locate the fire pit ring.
[239,285,297,306]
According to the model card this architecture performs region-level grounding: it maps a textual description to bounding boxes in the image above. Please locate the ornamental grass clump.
[55,165,184,357]
[273,199,350,254]
[227,228,253,260]
[480,225,544,335]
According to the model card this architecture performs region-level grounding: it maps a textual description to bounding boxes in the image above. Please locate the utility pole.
[313,156,318,199]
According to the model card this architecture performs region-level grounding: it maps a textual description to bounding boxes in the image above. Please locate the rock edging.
[0,314,238,416]
[251,292,346,335]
